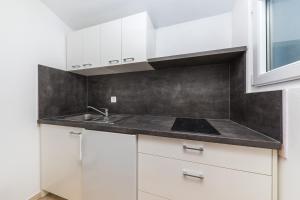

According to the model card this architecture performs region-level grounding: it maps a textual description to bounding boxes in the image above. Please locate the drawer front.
[138,135,272,175]
[139,154,272,200]
[139,191,169,200]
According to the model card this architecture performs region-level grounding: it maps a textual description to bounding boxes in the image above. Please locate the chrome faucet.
[87,106,109,117]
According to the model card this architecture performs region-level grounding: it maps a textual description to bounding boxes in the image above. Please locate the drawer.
[138,154,272,200]
[138,135,272,175]
[139,191,169,200]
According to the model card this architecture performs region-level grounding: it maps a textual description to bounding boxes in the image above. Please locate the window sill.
[253,61,300,87]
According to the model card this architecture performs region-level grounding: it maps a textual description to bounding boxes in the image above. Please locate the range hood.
[148,46,247,70]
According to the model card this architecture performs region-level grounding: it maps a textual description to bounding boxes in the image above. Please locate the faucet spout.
[87,106,109,117]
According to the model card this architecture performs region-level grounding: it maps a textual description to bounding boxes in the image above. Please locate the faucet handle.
[104,108,109,117]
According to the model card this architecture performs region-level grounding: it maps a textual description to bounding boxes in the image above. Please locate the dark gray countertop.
[38,114,281,149]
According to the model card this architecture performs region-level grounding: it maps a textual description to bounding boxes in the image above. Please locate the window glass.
[267,0,300,71]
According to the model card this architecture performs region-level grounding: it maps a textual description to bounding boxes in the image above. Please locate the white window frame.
[252,0,300,87]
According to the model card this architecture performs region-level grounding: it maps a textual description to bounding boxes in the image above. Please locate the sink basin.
[58,113,130,124]
[61,114,103,122]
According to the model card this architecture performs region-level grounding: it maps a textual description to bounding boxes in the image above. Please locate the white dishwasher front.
[82,130,137,200]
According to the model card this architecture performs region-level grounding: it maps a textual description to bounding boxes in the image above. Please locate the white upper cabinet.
[67,12,155,75]
[100,19,122,66]
[82,25,101,69]
[67,30,84,71]
[122,12,148,64]
[100,12,155,67]
[67,25,101,71]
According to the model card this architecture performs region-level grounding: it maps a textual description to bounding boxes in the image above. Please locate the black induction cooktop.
[171,118,220,135]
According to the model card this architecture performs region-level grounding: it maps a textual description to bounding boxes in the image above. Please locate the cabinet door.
[82,130,137,200]
[67,31,84,70]
[122,12,147,64]
[83,25,101,69]
[40,125,83,200]
[101,19,122,66]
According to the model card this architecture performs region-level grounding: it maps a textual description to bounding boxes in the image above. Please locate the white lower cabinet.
[40,124,83,200]
[139,154,272,200]
[41,125,277,200]
[138,135,272,175]
[138,135,278,200]
[40,125,137,200]
[82,130,137,200]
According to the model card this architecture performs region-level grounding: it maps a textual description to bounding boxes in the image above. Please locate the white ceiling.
[41,0,235,30]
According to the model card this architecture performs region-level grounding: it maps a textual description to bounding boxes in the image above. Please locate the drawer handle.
[183,145,204,152]
[69,131,82,135]
[109,60,119,64]
[183,169,204,180]
[83,63,92,67]
[123,57,135,63]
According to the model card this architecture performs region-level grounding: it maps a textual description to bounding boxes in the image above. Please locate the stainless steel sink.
[61,114,103,121]
[59,113,129,124]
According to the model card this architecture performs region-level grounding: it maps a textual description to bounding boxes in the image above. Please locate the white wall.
[0,0,70,199]
[155,12,232,57]
[278,88,300,200]
[232,1,300,200]
[232,0,249,47]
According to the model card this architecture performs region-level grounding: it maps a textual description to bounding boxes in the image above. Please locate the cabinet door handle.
[109,60,119,64]
[69,131,82,135]
[182,169,204,180]
[72,65,81,69]
[123,57,135,63]
[183,145,204,152]
[69,131,83,161]
[83,64,92,67]
[79,134,82,161]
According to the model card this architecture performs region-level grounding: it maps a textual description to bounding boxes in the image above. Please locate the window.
[266,0,300,71]
[253,0,300,86]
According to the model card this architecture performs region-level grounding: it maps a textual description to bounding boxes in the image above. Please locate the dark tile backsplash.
[88,64,230,119]
[230,54,283,142]
[38,65,87,119]
[38,54,283,142]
